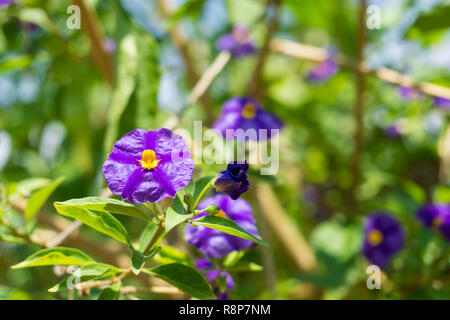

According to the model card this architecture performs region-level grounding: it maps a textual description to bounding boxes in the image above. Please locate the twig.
[270,38,450,99]
[144,220,165,255]
[72,0,114,87]
[156,0,215,125]
[350,0,367,210]
[187,51,232,106]
[247,1,281,100]
[254,182,317,272]
[45,220,83,248]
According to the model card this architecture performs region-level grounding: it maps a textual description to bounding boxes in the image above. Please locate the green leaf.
[168,0,207,27]
[165,194,193,232]
[131,246,160,275]
[103,34,138,154]
[25,177,65,221]
[135,27,160,128]
[154,245,193,266]
[0,55,32,74]
[54,197,153,222]
[139,223,159,252]
[227,261,263,272]
[54,205,130,245]
[145,263,215,299]
[12,247,94,269]
[98,282,122,300]
[411,5,450,32]
[191,215,267,246]
[49,263,123,292]
[193,176,214,202]
[11,8,58,33]
[433,185,450,203]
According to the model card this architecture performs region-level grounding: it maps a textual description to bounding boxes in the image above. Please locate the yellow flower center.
[216,210,227,218]
[138,149,160,170]
[242,103,256,119]
[367,229,383,246]
[432,217,443,228]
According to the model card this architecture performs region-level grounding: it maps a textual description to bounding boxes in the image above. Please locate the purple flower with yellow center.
[217,25,256,58]
[397,85,422,100]
[0,0,13,6]
[213,97,283,141]
[362,213,405,268]
[214,161,250,200]
[102,128,195,204]
[434,96,450,110]
[306,57,339,82]
[185,194,259,258]
[417,203,450,242]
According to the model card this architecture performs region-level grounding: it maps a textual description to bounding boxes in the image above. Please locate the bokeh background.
[1,0,450,299]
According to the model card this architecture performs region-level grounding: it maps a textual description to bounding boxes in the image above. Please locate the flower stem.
[144,218,166,255]
[192,179,216,212]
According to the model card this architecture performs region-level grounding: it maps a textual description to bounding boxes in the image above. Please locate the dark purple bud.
[434,96,450,110]
[214,161,250,200]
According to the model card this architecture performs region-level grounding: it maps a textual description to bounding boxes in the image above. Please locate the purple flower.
[362,213,405,268]
[384,124,403,138]
[213,97,283,141]
[217,25,256,58]
[0,0,13,6]
[185,194,259,258]
[417,203,450,242]
[433,96,450,110]
[102,128,195,204]
[397,85,422,100]
[306,57,339,82]
[214,162,250,200]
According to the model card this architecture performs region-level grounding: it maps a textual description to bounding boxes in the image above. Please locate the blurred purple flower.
[384,124,403,138]
[195,257,235,300]
[213,97,283,141]
[306,57,339,82]
[417,203,450,242]
[214,161,250,200]
[102,128,195,203]
[434,96,450,110]
[362,213,404,268]
[0,0,13,6]
[217,25,256,57]
[397,85,422,100]
[103,38,117,54]
[185,194,259,258]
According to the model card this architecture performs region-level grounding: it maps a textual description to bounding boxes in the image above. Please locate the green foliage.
[25,176,65,221]
[54,204,131,245]
[191,215,267,246]
[130,246,160,275]
[12,247,94,269]
[145,263,215,299]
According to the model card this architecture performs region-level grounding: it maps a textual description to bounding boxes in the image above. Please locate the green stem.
[192,180,215,211]
[144,218,165,255]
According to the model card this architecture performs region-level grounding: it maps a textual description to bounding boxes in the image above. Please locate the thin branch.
[270,38,450,99]
[254,182,318,272]
[247,1,281,100]
[72,0,114,87]
[46,220,83,248]
[350,0,368,210]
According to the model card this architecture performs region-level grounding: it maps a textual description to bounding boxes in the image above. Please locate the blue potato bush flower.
[417,203,450,242]
[217,25,256,58]
[214,161,250,200]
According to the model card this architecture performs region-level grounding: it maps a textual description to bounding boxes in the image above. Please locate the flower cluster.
[217,25,256,58]
[362,212,405,268]
[417,203,450,242]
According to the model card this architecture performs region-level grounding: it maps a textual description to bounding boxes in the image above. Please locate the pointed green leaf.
[98,282,122,300]
[193,176,214,202]
[131,247,160,275]
[139,223,159,252]
[165,194,193,232]
[49,263,123,292]
[25,177,65,221]
[145,263,215,299]
[12,247,94,269]
[54,205,130,245]
[54,197,152,222]
[154,245,194,266]
[191,215,267,246]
